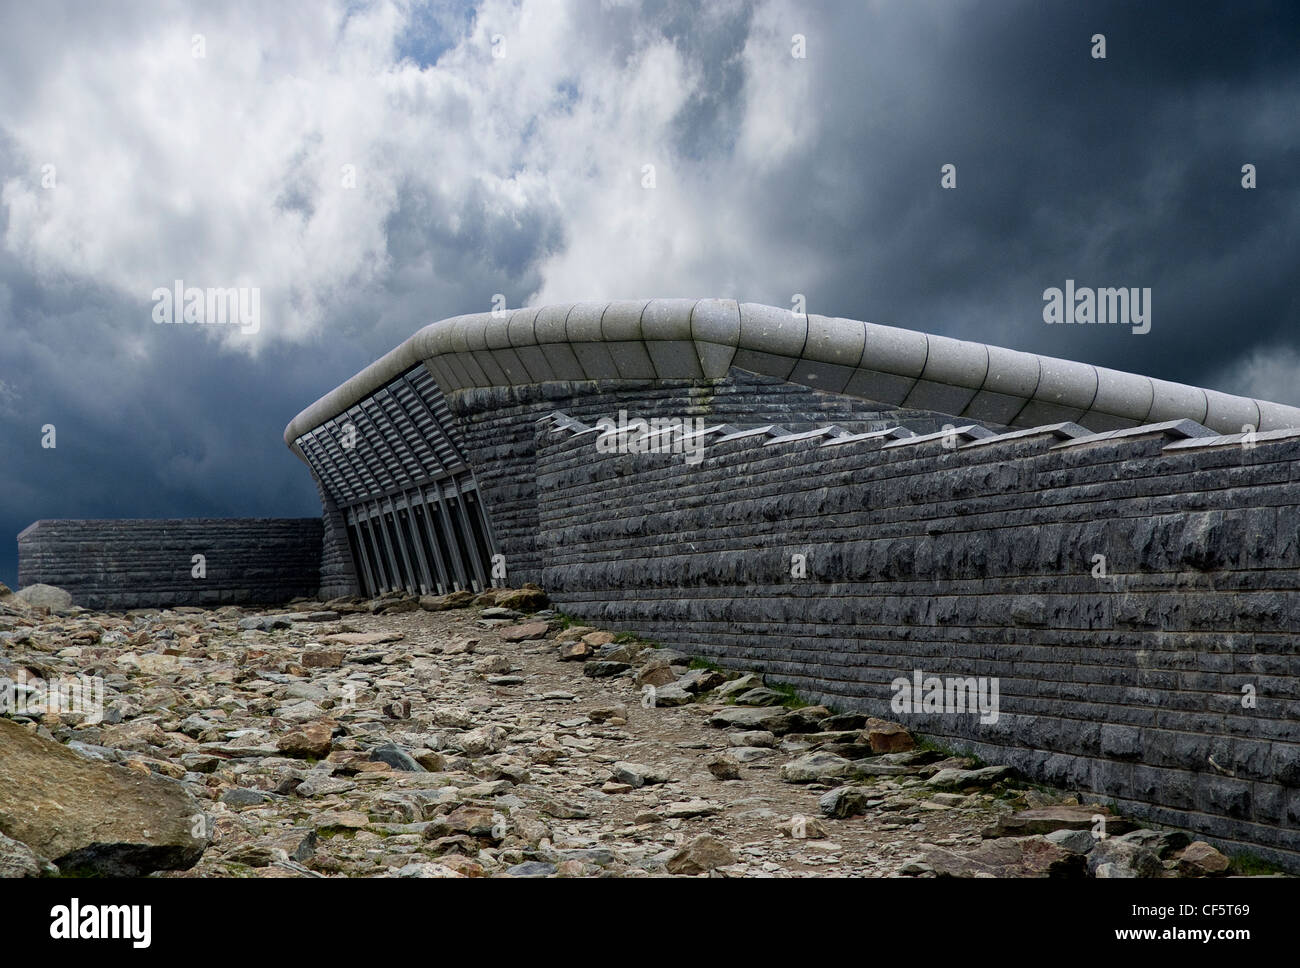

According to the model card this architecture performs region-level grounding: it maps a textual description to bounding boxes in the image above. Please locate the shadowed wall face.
[535,419,1300,871]
[17,518,322,610]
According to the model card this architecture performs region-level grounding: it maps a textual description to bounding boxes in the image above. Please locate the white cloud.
[0,0,831,355]
[1,1,406,347]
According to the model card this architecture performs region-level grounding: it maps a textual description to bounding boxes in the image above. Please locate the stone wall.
[310,472,360,601]
[535,414,1300,870]
[446,368,985,584]
[17,518,323,610]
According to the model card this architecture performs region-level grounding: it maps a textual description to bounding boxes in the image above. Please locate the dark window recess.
[412,505,445,594]
[346,523,371,597]
[445,497,480,592]
[427,501,461,590]
[396,509,427,592]
[464,491,495,582]
[384,513,411,589]
[361,518,390,591]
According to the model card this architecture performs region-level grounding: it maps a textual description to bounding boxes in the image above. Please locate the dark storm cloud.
[730,0,1300,390]
[0,257,350,588]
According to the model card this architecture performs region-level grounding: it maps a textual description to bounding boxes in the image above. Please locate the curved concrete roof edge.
[284,298,1300,448]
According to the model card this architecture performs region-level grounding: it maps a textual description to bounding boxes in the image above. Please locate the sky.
[1,0,1297,588]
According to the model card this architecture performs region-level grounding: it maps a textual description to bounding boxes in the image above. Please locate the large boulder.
[1176,841,1231,877]
[665,835,736,875]
[989,804,1138,838]
[501,621,549,643]
[610,761,669,788]
[1116,827,1191,859]
[925,765,1016,790]
[419,591,475,611]
[276,721,335,759]
[14,583,73,609]
[863,718,915,753]
[0,718,210,875]
[769,706,832,734]
[493,585,548,612]
[780,752,854,784]
[920,836,1087,878]
[1086,837,1164,878]
[819,786,875,818]
[708,706,790,732]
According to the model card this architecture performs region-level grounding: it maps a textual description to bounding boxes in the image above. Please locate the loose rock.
[1177,841,1231,877]
[666,835,736,875]
[0,718,210,875]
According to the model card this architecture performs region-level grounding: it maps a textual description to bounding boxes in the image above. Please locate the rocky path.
[0,584,1243,878]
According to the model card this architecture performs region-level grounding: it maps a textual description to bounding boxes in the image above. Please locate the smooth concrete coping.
[534,304,574,344]
[803,315,865,367]
[1091,366,1154,421]
[981,345,1042,398]
[285,299,1300,449]
[883,424,995,449]
[1254,400,1300,432]
[565,303,606,344]
[960,422,1090,450]
[920,334,990,388]
[862,322,929,377]
[1146,378,1208,425]
[1202,388,1261,432]
[737,303,808,356]
[1051,419,1214,450]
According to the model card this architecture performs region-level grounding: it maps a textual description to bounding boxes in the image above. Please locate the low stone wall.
[536,415,1300,870]
[17,518,323,610]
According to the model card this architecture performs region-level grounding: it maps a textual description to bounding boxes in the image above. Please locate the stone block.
[737,302,807,357]
[601,299,649,341]
[1146,378,1208,425]
[1091,366,1154,424]
[507,307,540,347]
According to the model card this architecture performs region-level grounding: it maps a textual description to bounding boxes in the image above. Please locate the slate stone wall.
[17,518,323,610]
[535,416,1300,870]
[446,367,985,585]
[310,472,359,600]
